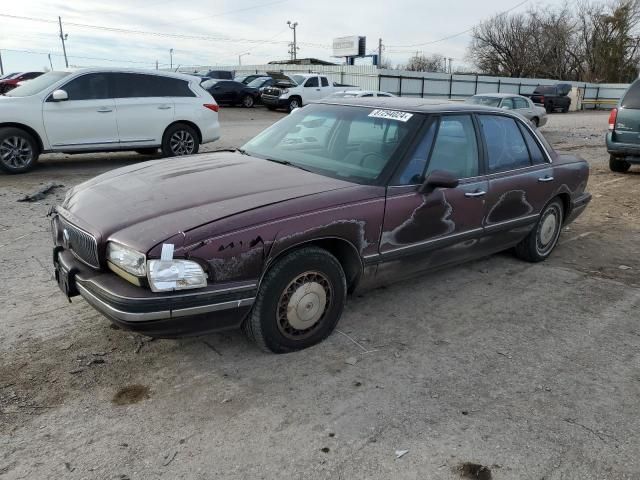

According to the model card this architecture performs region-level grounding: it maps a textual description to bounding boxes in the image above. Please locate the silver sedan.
[465,93,548,128]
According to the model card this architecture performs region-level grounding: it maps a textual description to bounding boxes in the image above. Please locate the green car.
[607,79,640,172]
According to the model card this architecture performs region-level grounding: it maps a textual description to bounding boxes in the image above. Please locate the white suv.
[0,68,220,173]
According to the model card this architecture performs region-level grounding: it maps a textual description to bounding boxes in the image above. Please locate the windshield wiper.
[263,157,312,172]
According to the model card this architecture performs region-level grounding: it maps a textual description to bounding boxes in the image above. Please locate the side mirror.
[418,170,459,193]
[51,89,68,101]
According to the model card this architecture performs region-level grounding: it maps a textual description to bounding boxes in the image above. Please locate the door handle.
[96,108,113,113]
[465,190,486,198]
[538,176,554,183]
[158,105,172,110]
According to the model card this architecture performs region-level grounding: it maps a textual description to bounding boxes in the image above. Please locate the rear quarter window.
[621,80,640,109]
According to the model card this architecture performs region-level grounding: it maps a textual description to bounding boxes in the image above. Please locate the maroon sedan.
[51,98,591,353]
[0,71,43,94]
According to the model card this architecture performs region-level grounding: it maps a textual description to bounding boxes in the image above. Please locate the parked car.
[0,68,220,173]
[0,71,43,94]
[51,98,591,353]
[606,78,640,172]
[236,74,269,85]
[205,70,234,80]
[261,72,360,112]
[245,76,274,102]
[529,84,572,113]
[203,80,260,107]
[0,72,20,80]
[326,90,395,99]
[465,93,548,127]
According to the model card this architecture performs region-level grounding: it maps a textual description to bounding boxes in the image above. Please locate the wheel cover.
[536,204,561,256]
[277,271,332,340]
[290,99,299,109]
[169,130,195,155]
[244,96,253,107]
[0,136,33,168]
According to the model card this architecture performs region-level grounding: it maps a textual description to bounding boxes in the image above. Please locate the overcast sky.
[0,0,567,73]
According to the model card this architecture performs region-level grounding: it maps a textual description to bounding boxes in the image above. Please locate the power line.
[0,48,163,66]
[0,13,331,49]
[158,0,290,26]
[386,0,530,49]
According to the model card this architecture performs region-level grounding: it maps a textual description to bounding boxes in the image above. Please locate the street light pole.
[0,49,4,76]
[58,17,69,68]
[170,48,174,70]
[287,21,298,61]
[238,52,250,65]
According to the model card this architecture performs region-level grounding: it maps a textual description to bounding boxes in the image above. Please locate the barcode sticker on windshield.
[368,109,413,122]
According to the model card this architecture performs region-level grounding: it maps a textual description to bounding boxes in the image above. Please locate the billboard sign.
[332,36,366,57]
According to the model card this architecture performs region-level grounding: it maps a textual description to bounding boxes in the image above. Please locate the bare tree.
[404,52,446,72]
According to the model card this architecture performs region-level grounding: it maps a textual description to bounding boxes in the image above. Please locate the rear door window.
[321,77,329,87]
[114,73,194,98]
[621,80,640,109]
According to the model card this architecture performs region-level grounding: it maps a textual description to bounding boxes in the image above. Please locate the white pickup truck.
[261,72,358,112]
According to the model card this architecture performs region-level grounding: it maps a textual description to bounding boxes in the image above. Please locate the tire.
[609,155,631,173]
[243,247,347,353]
[545,103,554,113]
[161,123,199,157]
[562,106,569,113]
[531,117,539,128]
[514,198,564,263]
[287,97,302,112]
[241,95,255,108]
[135,148,159,155]
[0,127,39,174]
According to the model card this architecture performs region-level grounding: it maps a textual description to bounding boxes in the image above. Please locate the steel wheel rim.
[169,130,195,155]
[536,204,561,255]
[0,136,33,168]
[277,271,332,340]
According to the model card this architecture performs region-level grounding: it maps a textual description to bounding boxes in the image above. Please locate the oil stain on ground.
[457,462,492,480]
[112,384,150,405]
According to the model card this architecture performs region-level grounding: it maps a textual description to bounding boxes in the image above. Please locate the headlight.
[280,88,289,96]
[107,242,146,276]
[147,259,207,292]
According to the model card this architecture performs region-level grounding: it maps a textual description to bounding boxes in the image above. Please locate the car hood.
[59,152,355,253]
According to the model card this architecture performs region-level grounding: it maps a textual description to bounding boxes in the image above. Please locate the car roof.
[316,96,514,114]
[55,67,199,82]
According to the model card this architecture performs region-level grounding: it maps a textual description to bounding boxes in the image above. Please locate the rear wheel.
[562,106,569,113]
[243,247,347,353]
[609,155,631,173]
[514,198,564,262]
[545,103,554,113]
[0,127,39,174]
[161,124,199,157]
[241,95,255,108]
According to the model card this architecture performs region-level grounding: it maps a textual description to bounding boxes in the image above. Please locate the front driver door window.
[42,73,119,148]
[378,114,489,281]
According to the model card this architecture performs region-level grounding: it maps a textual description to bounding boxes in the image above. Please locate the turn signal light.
[203,103,219,112]
[608,108,618,130]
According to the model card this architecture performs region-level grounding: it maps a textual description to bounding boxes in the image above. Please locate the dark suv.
[607,79,640,172]
[530,84,572,113]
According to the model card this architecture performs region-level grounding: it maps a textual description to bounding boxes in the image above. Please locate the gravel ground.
[1,108,639,480]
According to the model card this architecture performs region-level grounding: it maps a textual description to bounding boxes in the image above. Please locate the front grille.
[263,88,281,96]
[59,217,100,268]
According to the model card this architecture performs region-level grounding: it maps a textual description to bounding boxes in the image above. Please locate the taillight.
[608,108,618,130]
[203,104,219,112]
[538,95,545,103]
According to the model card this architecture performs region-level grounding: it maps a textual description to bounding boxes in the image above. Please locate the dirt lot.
[1,108,639,480]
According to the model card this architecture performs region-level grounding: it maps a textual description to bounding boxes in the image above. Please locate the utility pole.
[287,21,298,61]
[378,38,383,68]
[0,49,4,76]
[58,16,69,68]
[448,57,453,74]
[48,53,53,70]
[155,60,158,70]
[170,48,174,70]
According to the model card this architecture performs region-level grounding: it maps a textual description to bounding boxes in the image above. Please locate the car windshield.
[242,104,420,184]
[201,79,218,89]
[466,96,501,107]
[292,75,305,85]
[247,77,270,87]
[5,71,71,97]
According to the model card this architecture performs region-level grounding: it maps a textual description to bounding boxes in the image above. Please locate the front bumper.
[261,95,289,109]
[606,133,640,162]
[53,249,256,337]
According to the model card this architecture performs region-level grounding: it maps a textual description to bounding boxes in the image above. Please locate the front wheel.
[0,127,39,174]
[514,199,564,262]
[243,247,347,353]
[609,155,631,173]
[287,97,301,112]
[161,124,199,157]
